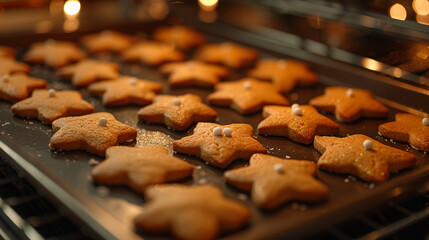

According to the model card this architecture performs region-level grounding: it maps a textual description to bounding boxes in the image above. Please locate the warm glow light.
[389,3,407,21]
[417,13,429,25]
[362,58,382,71]
[198,0,218,11]
[64,0,81,16]
[413,0,429,16]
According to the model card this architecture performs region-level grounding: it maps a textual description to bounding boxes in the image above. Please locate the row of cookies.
[2,26,429,240]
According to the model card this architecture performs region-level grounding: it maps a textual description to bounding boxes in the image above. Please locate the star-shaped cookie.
[379,113,429,152]
[23,40,86,68]
[314,134,416,182]
[121,41,185,66]
[194,42,259,69]
[0,46,14,58]
[0,73,47,102]
[0,57,30,76]
[160,61,229,88]
[138,94,218,131]
[11,89,94,124]
[80,30,137,53]
[224,154,329,210]
[257,105,339,144]
[134,184,251,240]
[91,146,194,193]
[50,112,137,156]
[88,76,163,107]
[207,78,289,114]
[309,86,389,122]
[173,122,267,168]
[153,25,206,51]
[57,59,120,87]
[248,59,318,93]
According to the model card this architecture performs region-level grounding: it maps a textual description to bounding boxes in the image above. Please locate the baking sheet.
[0,24,429,240]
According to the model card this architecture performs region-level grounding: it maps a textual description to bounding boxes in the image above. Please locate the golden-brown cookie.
[207,78,289,114]
[160,61,229,88]
[257,105,339,144]
[0,58,30,76]
[153,25,206,51]
[57,59,120,87]
[88,76,163,107]
[23,39,86,68]
[134,184,251,240]
[309,86,389,122]
[248,59,318,93]
[379,113,429,152]
[0,46,15,58]
[137,94,217,131]
[80,30,137,53]
[194,42,258,69]
[91,146,194,193]
[50,112,137,156]
[173,122,267,168]
[314,134,416,182]
[121,41,186,66]
[0,73,47,102]
[11,89,94,124]
[224,154,328,210]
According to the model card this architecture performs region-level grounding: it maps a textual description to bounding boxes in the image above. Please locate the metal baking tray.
[1,20,429,240]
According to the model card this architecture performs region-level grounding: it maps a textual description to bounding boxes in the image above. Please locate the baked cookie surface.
[0,58,30,76]
[194,42,258,68]
[173,122,267,168]
[0,73,47,102]
[11,89,94,124]
[153,25,206,50]
[224,154,329,210]
[314,134,416,182]
[379,113,429,152]
[135,184,251,240]
[80,30,137,53]
[122,41,185,66]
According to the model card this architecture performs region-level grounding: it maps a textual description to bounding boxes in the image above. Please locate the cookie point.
[98,117,108,127]
[172,98,181,106]
[346,88,354,98]
[273,163,284,174]
[292,106,303,116]
[213,127,222,136]
[222,127,232,137]
[423,117,429,126]
[363,139,373,150]
[48,89,56,98]
[243,81,252,90]
[277,59,287,69]
[1,74,9,83]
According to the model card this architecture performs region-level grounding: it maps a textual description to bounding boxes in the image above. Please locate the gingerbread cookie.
[88,76,163,107]
[207,78,289,114]
[173,122,267,168]
[309,86,389,122]
[194,42,258,69]
[23,39,86,68]
[0,73,47,102]
[314,134,416,182]
[0,46,14,58]
[11,89,94,124]
[257,105,339,144]
[80,30,137,53]
[121,41,185,66]
[50,112,137,156]
[91,146,194,193]
[0,58,30,76]
[248,59,318,93]
[224,154,328,210]
[153,25,206,51]
[138,94,217,131]
[134,184,251,240]
[57,59,120,87]
[379,113,429,152]
[160,61,229,88]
